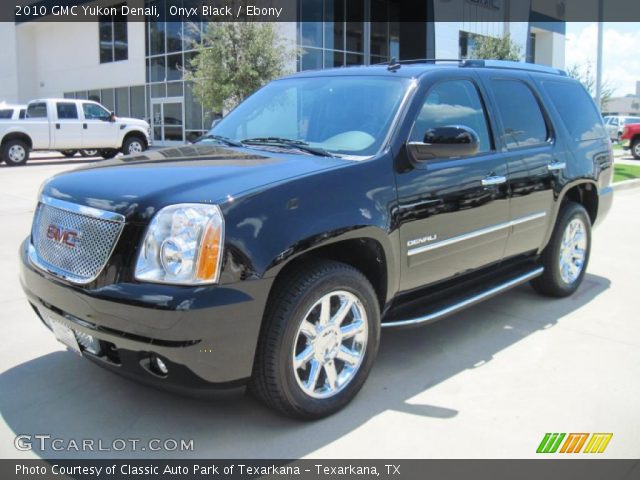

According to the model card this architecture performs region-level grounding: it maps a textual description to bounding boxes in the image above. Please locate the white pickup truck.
[0,98,151,166]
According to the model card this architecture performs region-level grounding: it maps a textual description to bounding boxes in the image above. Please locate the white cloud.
[565,23,640,97]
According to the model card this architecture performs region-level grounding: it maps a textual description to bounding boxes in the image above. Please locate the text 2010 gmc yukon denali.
[19,60,613,419]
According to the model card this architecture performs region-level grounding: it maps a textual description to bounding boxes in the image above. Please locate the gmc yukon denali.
[19,60,613,419]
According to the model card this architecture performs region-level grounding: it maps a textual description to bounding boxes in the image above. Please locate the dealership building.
[0,0,566,146]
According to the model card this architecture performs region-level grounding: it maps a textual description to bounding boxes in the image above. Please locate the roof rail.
[460,59,567,76]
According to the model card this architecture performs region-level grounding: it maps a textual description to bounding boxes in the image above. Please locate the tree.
[471,33,522,61]
[185,22,298,113]
[566,62,615,110]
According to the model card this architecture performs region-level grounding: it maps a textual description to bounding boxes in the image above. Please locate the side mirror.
[407,125,480,162]
[109,111,116,122]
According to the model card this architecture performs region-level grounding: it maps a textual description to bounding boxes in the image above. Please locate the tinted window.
[19,109,26,119]
[82,103,110,120]
[0,109,12,119]
[544,81,607,141]
[491,80,548,149]
[624,117,640,125]
[410,79,492,153]
[56,102,78,119]
[27,102,47,118]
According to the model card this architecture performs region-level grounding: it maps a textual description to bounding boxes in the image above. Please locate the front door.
[395,74,510,292]
[151,99,184,146]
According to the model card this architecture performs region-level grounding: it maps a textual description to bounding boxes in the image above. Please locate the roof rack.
[376,58,566,76]
[460,59,567,76]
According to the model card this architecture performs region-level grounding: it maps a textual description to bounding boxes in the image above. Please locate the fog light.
[152,356,168,375]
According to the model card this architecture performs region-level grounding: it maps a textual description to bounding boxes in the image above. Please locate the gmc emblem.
[46,224,81,248]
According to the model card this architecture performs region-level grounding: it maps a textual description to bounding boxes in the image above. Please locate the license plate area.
[49,318,82,355]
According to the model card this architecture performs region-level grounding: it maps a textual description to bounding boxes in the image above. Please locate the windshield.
[205,75,411,158]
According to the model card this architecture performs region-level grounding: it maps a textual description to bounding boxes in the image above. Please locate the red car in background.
[621,123,640,159]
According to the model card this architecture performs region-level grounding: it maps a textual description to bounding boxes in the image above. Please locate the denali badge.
[407,235,437,248]
[46,224,81,248]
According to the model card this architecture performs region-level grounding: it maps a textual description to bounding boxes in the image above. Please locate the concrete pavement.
[0,153,639,459]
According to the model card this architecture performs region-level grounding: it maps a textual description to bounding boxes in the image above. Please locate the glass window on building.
[101,88,115,111]
[99,3,128,63]
[115,87,130,117]
[130,85,146,120]
[88,90,101,103]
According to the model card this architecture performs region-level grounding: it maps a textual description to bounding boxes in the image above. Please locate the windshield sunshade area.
[206,75,411,158]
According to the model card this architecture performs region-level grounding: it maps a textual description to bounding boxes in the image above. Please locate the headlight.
[134,204,224,285]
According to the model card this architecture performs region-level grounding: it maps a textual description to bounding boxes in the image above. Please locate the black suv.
[20,60,613,419]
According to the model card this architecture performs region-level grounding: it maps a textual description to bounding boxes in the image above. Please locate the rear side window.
[0,109,12,119]
[27,102,47,118]
[491,79,548,149]
[543,81,607,141]
[56,102,79,119]
[19,109,26,119]
[411,79,493,153]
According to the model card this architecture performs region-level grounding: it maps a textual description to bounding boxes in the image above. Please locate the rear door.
[52,101,83,149]
[25,102,51,149]
[80,102,118,148]
[395,71,510,291]
[478,74,558,259]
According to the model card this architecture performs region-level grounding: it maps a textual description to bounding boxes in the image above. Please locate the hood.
[41,144,348,222]
[115,116,149,128]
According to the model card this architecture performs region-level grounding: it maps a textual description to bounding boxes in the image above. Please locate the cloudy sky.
[566,23,640,97]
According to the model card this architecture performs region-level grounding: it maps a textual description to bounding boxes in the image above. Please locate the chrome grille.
[30,196,125,284]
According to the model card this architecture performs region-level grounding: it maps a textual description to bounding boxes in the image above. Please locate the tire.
[99,149,118,159]
[122,136,146,155]
[531,202,592,298]
[632,138,640,160]
[250,260,380,419]
[80,149,99,157]
[2,139,30,166]
[60,150,78,158]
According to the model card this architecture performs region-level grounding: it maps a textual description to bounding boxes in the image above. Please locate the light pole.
[595,0,604,110]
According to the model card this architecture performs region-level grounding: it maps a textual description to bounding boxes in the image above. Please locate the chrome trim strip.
[41,195,125,223]
[382,267,544,328]
[407,212,547,256]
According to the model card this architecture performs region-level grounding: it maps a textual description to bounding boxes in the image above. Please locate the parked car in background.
[620,122,640,159]
[20,60,613,418]
[604,115,640,142]
[0,99,151,166]
[0,104,26,121]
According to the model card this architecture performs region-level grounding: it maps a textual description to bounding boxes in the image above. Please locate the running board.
[382,266,544,329]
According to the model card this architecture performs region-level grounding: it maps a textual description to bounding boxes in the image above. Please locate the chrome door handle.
[481,176,507,186]
[547,162,566,172]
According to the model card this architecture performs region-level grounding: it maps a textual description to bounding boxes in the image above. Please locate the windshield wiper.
[241,137,334,157]
[196,134,243,147]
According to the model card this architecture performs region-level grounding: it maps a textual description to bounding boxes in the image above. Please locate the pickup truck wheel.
[250,260,380,419]
[632,139,640,160]
[99,149,118,159]
[61,150,78,158]
[122,136,146,155]
[2,139,30,166]
[531,202,591,297]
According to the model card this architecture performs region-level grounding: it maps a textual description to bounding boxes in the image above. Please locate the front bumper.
[19,239,271,393]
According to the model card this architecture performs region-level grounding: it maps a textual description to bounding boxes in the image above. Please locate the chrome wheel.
[559,218,588,284]
[8,144,26,163]
[127,140,143,154]
[292,290,368,399]
[634,142,640,158]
